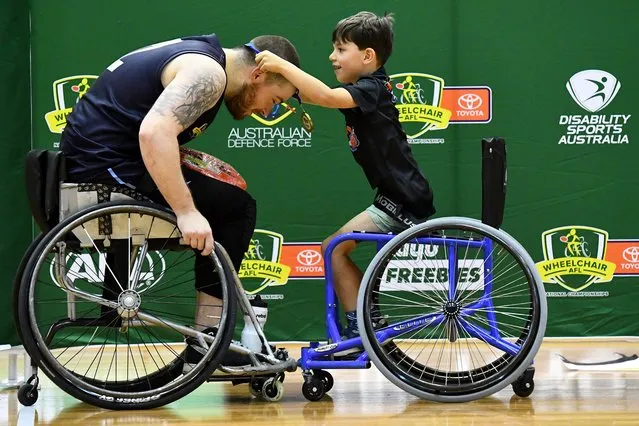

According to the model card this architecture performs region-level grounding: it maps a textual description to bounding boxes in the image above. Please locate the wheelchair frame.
[297,220,544,402]
[16,177,297,408]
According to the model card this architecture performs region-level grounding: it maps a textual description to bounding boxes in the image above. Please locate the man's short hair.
[332,11,395,65]
[242,35,300,83]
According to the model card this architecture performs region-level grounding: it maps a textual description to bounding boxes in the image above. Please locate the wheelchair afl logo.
[389,73,452,139]
[239,229,291,295]
[44,75,98,134]
[49,252,166,291]
[536,226,616,292]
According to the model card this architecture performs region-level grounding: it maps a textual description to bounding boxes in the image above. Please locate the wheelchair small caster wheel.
[262,377,284,402]
[512,366,535,397]
[18,383,38,406]
[313,370,334,393]
[249,378,265,397]
[302,376,325,401]
[512,378,534,397]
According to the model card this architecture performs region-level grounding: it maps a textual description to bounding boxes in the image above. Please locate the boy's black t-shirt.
[339,67,435,221]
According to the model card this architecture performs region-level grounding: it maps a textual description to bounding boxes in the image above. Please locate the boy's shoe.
[340,308,389,340]
[334,310,389,357]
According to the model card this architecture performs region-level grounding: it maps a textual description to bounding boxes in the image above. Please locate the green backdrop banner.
[5,0,637,344]
[1,0,31,345]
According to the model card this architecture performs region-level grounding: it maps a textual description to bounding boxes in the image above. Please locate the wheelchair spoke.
[23,202,237,406]
[360,219,543,398]
[133,314,185,361]
[79,225,125,293]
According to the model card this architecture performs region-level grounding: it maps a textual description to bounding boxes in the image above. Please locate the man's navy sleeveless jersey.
[339,67,436,221]
[60,34,226,185]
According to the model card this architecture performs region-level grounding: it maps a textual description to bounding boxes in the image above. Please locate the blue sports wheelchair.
[297,137,545,402]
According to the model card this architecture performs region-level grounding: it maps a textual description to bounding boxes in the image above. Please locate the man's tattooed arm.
[150,62,225,130]
[138,56,226,218]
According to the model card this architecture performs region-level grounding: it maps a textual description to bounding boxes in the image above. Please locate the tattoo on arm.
[151,69,225,130]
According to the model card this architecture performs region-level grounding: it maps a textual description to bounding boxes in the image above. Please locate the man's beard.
[224,82,257,120]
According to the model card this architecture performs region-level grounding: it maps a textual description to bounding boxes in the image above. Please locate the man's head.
[225,35,300,119]
[329,11,394,84]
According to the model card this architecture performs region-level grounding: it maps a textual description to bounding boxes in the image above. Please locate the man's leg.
[186,168,256,331]
[144,166,253,329]
[179,169,256,367]
[194,292,223,331]
[192,192,256,331]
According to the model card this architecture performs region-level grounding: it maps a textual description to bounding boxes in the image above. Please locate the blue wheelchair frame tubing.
[298,231,522,371]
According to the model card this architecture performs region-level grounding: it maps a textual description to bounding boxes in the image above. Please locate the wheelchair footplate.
[205,346,296,402]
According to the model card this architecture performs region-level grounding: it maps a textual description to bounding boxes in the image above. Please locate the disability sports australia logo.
[559,70,631,145]
[389,73,452,139]
[239,229,291,294]
[536,226,616,292]
[44,75,98,134]
[566,70,620,113]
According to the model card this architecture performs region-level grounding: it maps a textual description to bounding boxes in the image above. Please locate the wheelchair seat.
[25,149,152,234]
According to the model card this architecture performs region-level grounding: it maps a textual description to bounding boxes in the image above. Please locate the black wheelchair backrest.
[481,137,507,229]
[25,149,66,233]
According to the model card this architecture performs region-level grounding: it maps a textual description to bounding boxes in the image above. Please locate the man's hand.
[177,210,214,256]
[255,50,288,73]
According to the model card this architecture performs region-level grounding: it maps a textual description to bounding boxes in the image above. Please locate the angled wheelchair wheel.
[357,217,546,402]
[16,201,237,409]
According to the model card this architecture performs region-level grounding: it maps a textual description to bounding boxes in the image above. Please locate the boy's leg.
[323,206,409,340]
[322,211,381,313]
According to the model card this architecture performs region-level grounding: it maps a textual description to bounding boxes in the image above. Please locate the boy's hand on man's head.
[255,50,288,74]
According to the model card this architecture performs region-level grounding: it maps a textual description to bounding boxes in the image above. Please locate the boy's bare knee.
[322,234,357,258]
[321,236,334,256]
[332,240,357,258]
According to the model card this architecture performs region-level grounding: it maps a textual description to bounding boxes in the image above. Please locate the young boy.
[256,11,435,339]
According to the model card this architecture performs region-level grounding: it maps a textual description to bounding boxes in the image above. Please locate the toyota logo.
[622,246,639,263]
[457,93,482,110]
[297,249,322,266]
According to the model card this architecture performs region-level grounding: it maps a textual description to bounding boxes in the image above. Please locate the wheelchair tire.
[13,234,45,345]
[16,201,237,409]
[357,217,547,402]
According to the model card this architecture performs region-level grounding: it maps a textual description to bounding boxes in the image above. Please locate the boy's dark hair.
[332,11,395,65]
[240,35,300,83]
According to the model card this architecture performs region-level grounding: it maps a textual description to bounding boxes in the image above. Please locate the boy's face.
[329,40,369,84]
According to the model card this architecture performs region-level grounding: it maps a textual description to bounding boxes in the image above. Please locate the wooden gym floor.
[3,339,639,425]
